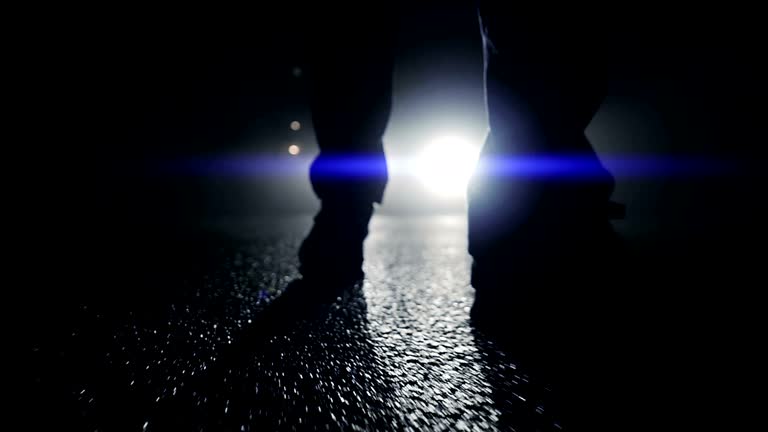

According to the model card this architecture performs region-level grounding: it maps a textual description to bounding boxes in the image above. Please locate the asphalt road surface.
[30,214,643,431]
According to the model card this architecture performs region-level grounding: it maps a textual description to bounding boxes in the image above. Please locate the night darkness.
[19,3,765,431]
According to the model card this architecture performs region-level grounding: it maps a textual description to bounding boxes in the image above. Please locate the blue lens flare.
[480,155,730,179]
[310,155,389,179]
[155,153,733,179]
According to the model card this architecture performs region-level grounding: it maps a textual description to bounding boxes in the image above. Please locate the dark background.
[15,3,765,427]
[16,1,765,332]
[21,4,762,223]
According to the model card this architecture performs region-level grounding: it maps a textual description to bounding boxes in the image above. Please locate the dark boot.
[467,138,626,341]
[298,201,375,287]
[468,176,628,432]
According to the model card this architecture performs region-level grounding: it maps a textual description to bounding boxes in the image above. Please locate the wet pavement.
[31,214,619,431]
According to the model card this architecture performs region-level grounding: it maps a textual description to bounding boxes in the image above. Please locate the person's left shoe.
[468,182,626,349]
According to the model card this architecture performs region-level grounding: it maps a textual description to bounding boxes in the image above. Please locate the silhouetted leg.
[469,6,623,302]
[469,7,626,429]
[298,6,395,285]
[469,7,617,263]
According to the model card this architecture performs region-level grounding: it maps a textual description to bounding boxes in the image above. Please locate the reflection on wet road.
[34,215,570,431]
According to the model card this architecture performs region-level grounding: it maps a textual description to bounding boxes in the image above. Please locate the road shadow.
[154,278,399,431]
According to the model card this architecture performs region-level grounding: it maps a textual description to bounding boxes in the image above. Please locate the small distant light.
[292,67,303,78]
[288,144,301,155]
[290,121,301,131]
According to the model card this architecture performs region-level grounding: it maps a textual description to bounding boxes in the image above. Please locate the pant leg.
[477,4,613,157]
[304,5,396,204]
[469,4,616,258]
[470,8,626,430]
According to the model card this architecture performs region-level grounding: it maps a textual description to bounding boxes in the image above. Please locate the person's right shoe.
[298,200,374,287]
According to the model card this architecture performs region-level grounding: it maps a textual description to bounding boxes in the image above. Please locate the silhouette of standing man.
[297,3,624,327]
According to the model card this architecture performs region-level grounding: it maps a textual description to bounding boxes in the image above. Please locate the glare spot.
[415,135,480,198]
[292,67,302,78]
[288,144,301,156]
[290,121,301,131]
